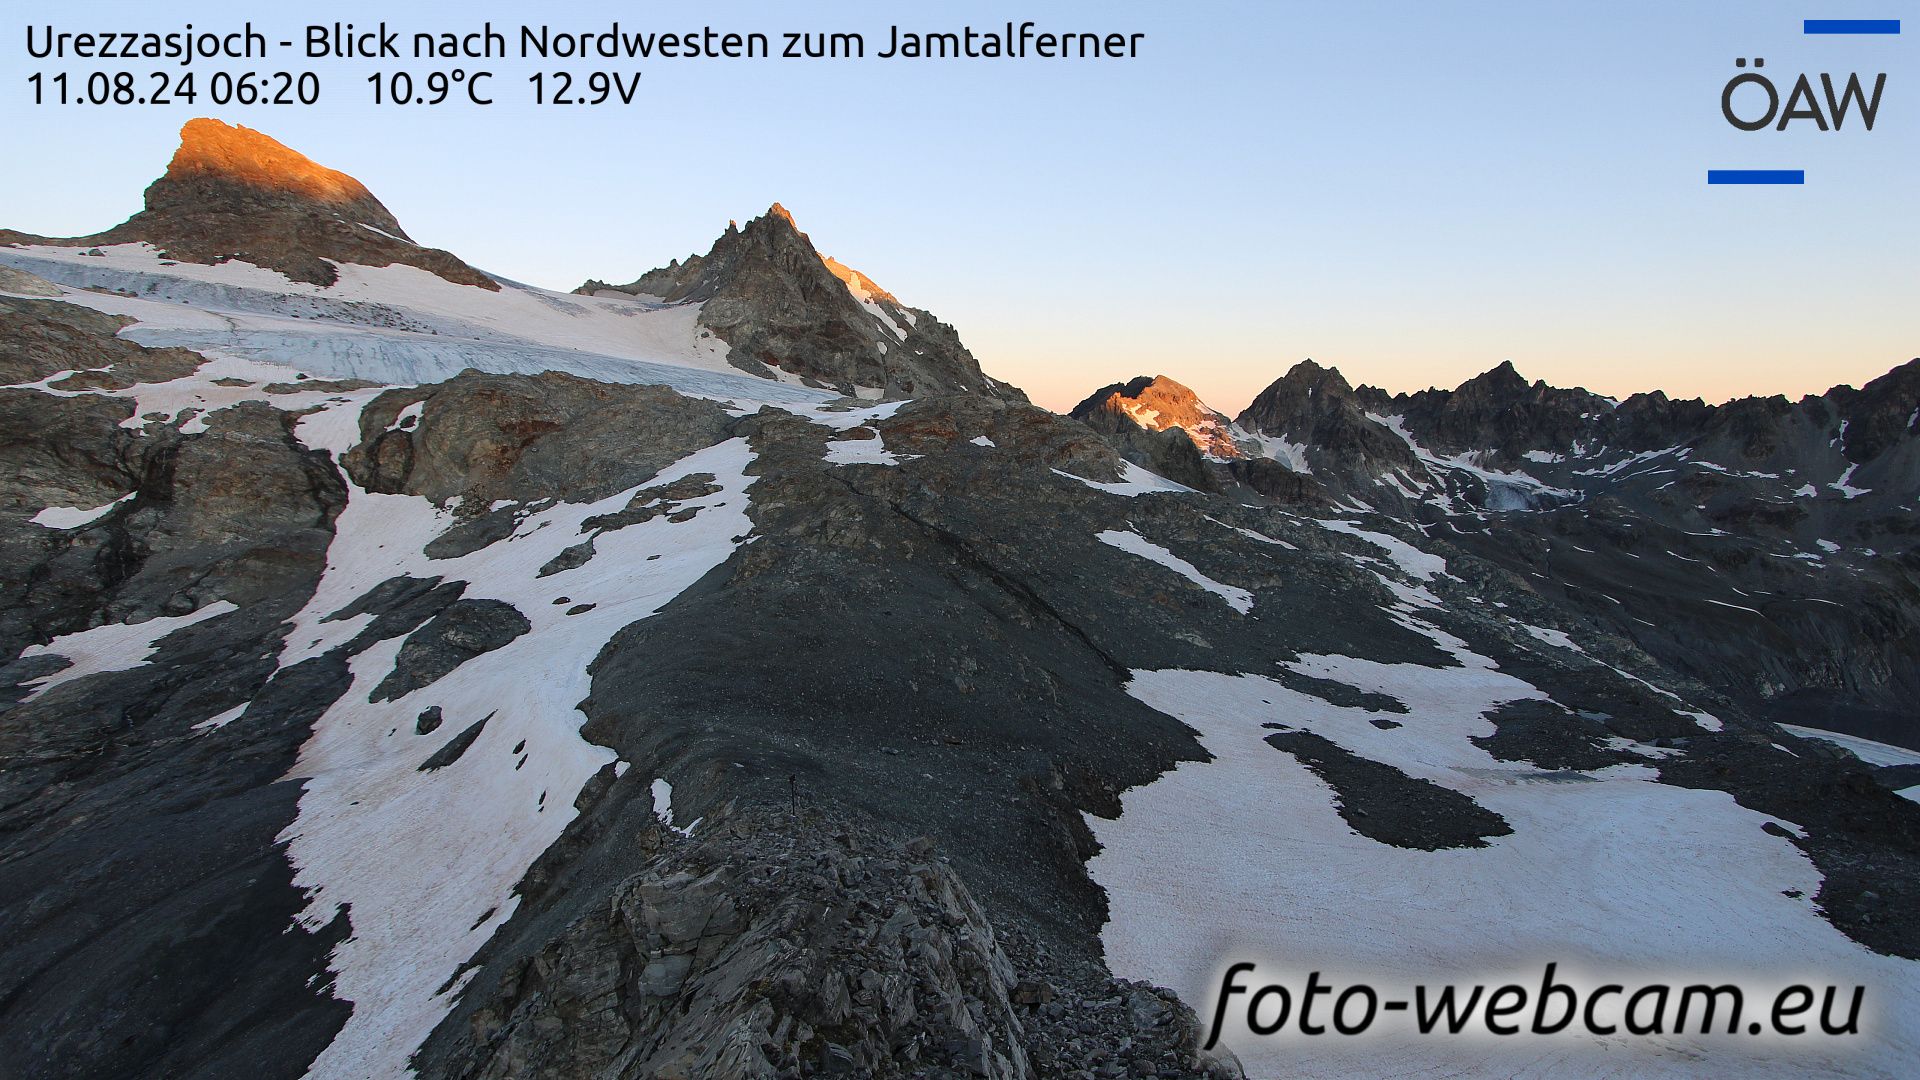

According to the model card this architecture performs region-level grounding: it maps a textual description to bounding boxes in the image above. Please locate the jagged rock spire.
[579,204,1025,402]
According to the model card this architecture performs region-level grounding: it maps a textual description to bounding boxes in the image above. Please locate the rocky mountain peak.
[1831,356,1920,463]
[1461,358,1528,394]
[1375,360,1619,460]
[1234,361,1415,479]
[1238,360,1369,427]
[1069,375,1241,460]
[1274,358,1354,396]
[1,118,496,291]
[155,119,392,224]
[578,205,1025,402]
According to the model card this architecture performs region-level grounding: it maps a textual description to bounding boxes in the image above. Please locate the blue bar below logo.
[1803,19,1900,34]
[1708,170,1807,185]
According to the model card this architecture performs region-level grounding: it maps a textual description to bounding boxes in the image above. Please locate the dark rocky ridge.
[437,808,1230,1079]
[579,204,1025,402]
[0,296,357,1077]
[0,119,496,290]
[1236,359,1416,486]
[1263,730,1515,850]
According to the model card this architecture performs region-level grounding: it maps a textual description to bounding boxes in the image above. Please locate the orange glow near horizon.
[998,337,1918,418]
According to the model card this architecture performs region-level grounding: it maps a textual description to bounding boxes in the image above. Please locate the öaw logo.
[1708,18,1898,185]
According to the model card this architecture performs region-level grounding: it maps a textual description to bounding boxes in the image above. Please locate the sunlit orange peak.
[166,118,374,204]
[821,255,899,306]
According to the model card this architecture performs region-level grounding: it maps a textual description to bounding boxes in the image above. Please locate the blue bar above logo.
[1708,170,1807,184]
[1803,19,1901,34]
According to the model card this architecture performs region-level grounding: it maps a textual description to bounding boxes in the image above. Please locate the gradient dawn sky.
[6,0,1914,412]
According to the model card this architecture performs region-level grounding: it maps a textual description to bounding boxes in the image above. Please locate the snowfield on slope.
[1087,621,1920,1078]
[266,392,762,1080]
[0,245,835,405]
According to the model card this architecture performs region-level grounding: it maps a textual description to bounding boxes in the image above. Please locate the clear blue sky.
[6,1,1914,411]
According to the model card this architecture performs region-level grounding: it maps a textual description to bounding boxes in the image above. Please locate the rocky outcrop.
[0,265,61,297]
[1223,456,1327,504]
[1834,358,1920,464]
[1235,359,1415,484]
[0,301,346,662]
[345,372,738,511]
[369,599,531,701]
[0,119,496,290]
[442,812,1226,1079]
[0,296,201,387]
[579,205,1024,402]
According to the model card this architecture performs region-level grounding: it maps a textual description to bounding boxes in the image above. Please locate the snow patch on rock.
[17,601,239,702]
[1096,529,1252,614]
[276,428,760,1080]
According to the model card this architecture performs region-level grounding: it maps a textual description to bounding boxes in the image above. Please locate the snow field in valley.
[1088,613,1919,1078]
[1080,515,1915,1077]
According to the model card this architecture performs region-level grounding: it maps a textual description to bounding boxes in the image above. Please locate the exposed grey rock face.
[1262,730,1514,849]
[0,312,345,662]
[419,714,492,772]
[0,296,202,389]
[580,204,1026,402]
[1235,359,1415,486]
[345,372,739,511]
[1224,456,1327,504]
[370,599,530,701]
[440,812,1225,1079]
[0,298,357,1079]
[1833,359,1920,464]
[1359,359,1618,461]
